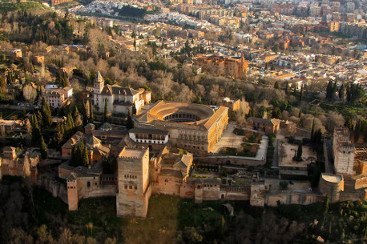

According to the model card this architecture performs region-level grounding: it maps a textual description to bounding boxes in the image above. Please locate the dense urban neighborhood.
[1,0,367,242]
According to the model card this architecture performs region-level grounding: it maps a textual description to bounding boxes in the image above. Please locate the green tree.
[56,70,69,87]
[326,80,334,100]
[274,81,280,89]
[293,143,303,161]
[55,123,64,147]
[299,85,303,102]
[339,84,346,102]
[126,111,134,129]
[103,98,108,122]
[307,162,321,188]
[31,126,42,146]
[66,113,75,133]
[279,181,289,190]
[73,107,83,129]
[83,145,90,167]
[71,141,89,167]
[0,76,6,94]
[40,136,48,159]
[41,97,52,127]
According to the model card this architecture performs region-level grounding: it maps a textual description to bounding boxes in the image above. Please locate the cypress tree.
[36,111,43,127]
[41,97,52,126]
[103,98,108,122]
[339,84,346,102]
[83,146,90,167]
[66,113,75,131]
[311,118,315,141]
[299,85,303,102]
[40,136,48,159]
[326,80,333,100]
[31,126,42,146]
[73,107,83,128]
[296,143,303,160]
[274,81,280,89]
[55,123,64,146]
[346,83,351,102]
[89,99,94,122]
[0,76,6,94]
[127,111,134,129]
[71,142,81,167]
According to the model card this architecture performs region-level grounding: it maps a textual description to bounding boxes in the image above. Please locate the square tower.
[333,128,355,175]
[116,147,151,217]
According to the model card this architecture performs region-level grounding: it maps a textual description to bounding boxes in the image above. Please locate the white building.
[43,85,73,108]
[93,72,151,115]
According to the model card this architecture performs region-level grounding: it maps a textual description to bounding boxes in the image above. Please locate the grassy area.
[219,144,257,157]
[0,1,49,14]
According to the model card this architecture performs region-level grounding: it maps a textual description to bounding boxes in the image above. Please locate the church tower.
[94,71,105,109]
[94,71,104,94]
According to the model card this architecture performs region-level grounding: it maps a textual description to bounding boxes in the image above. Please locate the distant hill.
[0,1,49,14]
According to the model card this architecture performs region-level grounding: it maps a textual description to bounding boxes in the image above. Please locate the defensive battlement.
[118,147,148,160]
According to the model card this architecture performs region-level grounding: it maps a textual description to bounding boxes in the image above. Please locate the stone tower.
[67,173,79,211]
[333,128,355,175]
[116,147,151,217]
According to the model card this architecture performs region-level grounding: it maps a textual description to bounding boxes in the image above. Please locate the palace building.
[135,101,229,154]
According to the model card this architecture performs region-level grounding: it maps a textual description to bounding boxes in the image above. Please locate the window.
[124,185,127,189]
[87,182,91,188]
[129,185,132,189]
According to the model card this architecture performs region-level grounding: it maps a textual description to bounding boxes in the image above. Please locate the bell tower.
[94,71,104,109]
[94,71,104,95]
